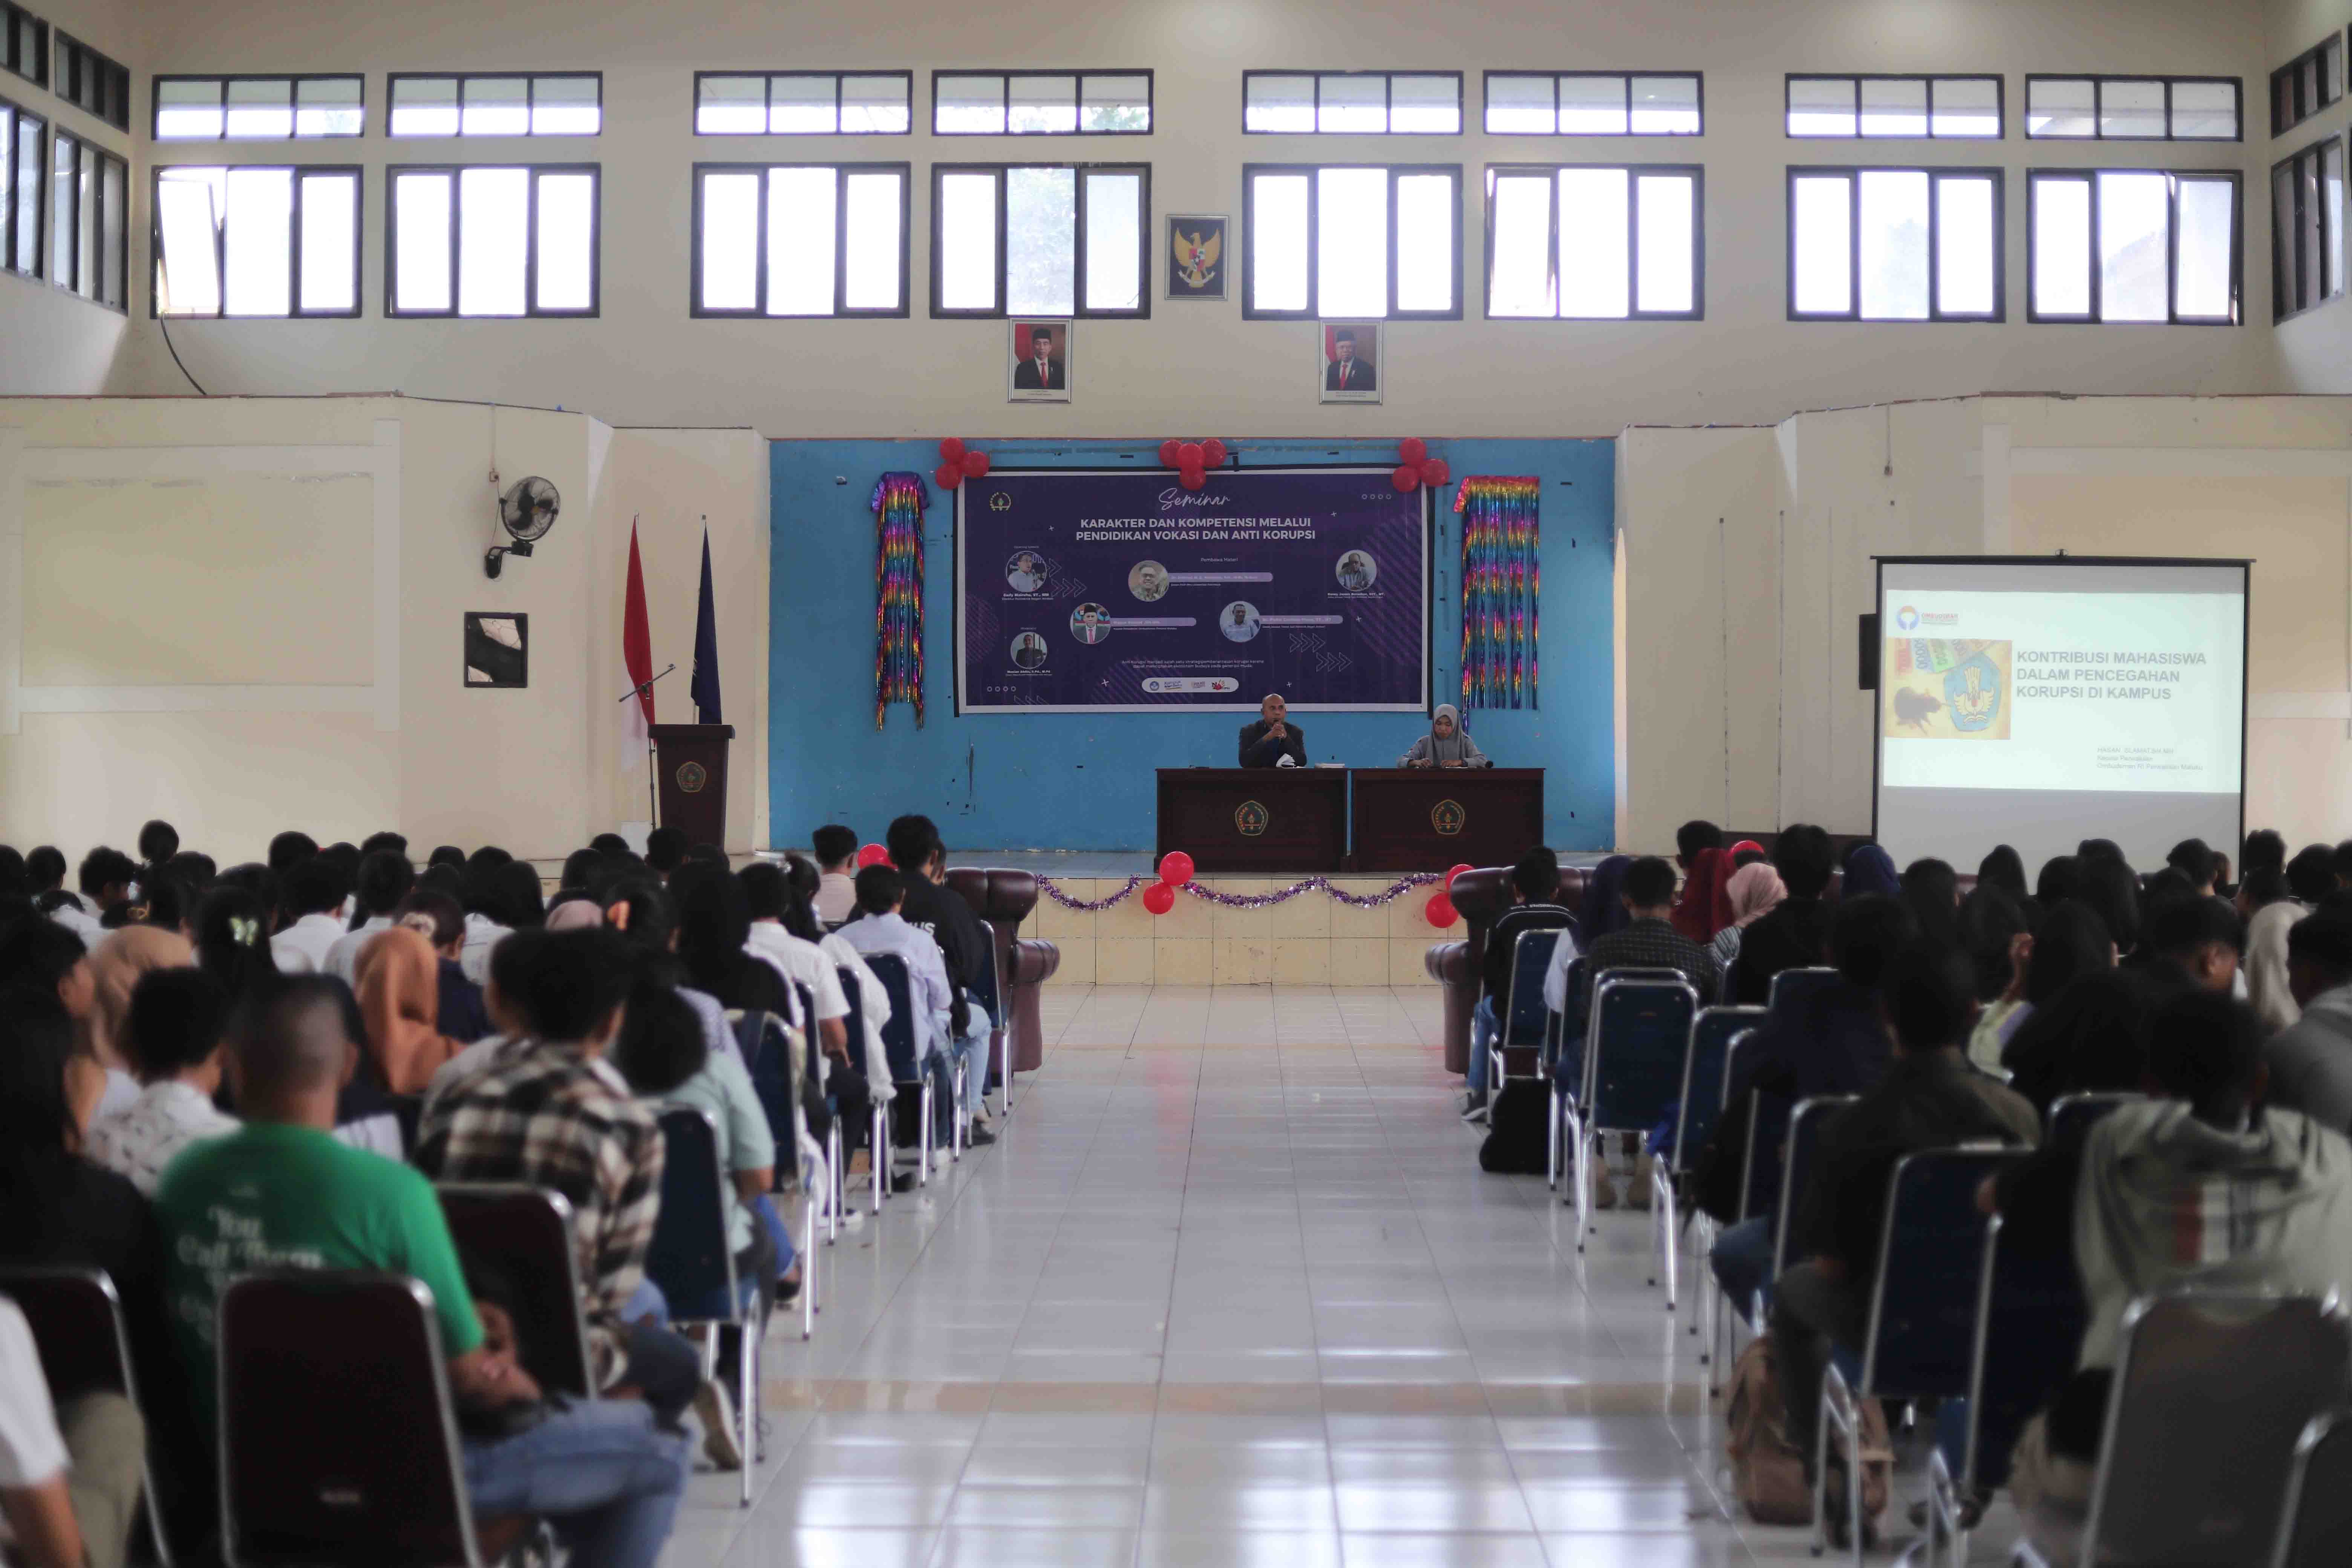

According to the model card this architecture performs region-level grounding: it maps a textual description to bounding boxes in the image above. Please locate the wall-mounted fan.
[485,476,560,579]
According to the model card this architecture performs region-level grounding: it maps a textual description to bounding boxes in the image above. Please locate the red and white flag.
[621,517,654,770]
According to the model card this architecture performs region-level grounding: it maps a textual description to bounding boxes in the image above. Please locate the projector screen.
[1873,557,2247,873]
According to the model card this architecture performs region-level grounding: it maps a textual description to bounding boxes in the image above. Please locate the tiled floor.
[667,985,2009,1567]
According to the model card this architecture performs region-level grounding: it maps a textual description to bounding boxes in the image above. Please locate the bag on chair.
[1478,1080,1550,1174]
[1723,1336,1892,1527]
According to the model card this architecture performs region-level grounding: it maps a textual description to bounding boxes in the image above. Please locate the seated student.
[0,1294,145,1568]
[600,879,744,1078]
[744,861,881,1133]
[1464,848,1574,1120]
[269,857,349,975]
[395,889,495,1044]
[2240,865,2308,1032]
[1727,825,1836,1006]
[156,979,691,1568]
[136,820,180,879]
[735,864,853,1062]
[322,849,416,985]
[877,816,994,1144]
[810,826,859,926]
[1675,820,1724,881]
[1989,989,2352,1566]
[0,920,120,1124]
[2133,894,2242,994]
[832,864,956,1161]
[1961,885,2032,1070]
[86,928,197,1125]
[2263,910,2352,1136]
[643,827,689,884]
[1770,945,2038,1531]
[2166,838,2219,897]
[1545,856,1629,1017]
[85,969,237,1196]
[1237,693,1308,769]
[1397,705,1489,769]
[27,847,100,947]
[1987,900,2117,1097]
[1583,855,1720,995]
[1707,859,1787,992]
[265,831,318,876]
[354,925,464,1095]
[413,931,704,1433]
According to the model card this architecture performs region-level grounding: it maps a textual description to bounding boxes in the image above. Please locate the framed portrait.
[463,612,527,688]
[1008,319,1073,403]
[1166,214,1227,301]
[1318,321,1381,404]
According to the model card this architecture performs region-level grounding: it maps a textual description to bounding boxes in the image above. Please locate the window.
[44,130,122,307]
[54,32,127,129]
[930,162,1147,316]
[2,95,43,277]
[1244,73,1463,135]
[932,71,1150,135]
[155,77,365,139]
[1784,75,2001,138]
[1484,164,1700,318]
[2272,138,2343,321]
[1242,163,1460,318]
[2025,76,2240,140]
[693,162,908,315]
[389,74,600,137]
[694,72,911,135]
[152,164,359,317]
[387,164,598,315]
[2273,36,2344,136]
[2027,169,2239,323]
[2,1,45,90]
[1482,72,1701,136]
[1786,166,2002,320]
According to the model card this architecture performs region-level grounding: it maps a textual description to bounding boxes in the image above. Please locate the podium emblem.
[1430,798,1466,836]
[677,761,709,794]
[1234,800,1270,837]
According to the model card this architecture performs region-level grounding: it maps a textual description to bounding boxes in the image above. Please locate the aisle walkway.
[658,985,1864,1567]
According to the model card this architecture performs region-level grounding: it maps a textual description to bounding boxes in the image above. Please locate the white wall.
[104,0,2279,433]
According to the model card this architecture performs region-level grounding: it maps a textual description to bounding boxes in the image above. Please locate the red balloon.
[1399,436,1428,466]
[1179,466,1206,492]
[934,462,963,490]
[1141,882,1176,916]
[1425,892,1457,928]
[1158,439,1182,466]
[962,449,990,478]
[1177,442,1204,468]
[856,842,890,869]
[1200,438,1227,467]
[939,436,965,464]
[1444,862,1474,890]
[1392,465,1419,493]
[1419,458,1450,488]
[1159,851,1195,886]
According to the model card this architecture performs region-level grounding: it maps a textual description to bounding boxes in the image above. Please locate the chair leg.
[825,1122,842,1241]
[871,1104,887,1211]
[1657,1180,1679,1310]
[802,1192,817,1338]
[736,1318,756,1507]
[918,1078,934,1186]
[1546,1083,1560,1190]
[1572,1115,1590,1248]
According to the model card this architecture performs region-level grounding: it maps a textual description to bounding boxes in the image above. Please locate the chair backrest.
[790,981,822,1096]
[966,937,1002,1022]
[2083,1291,2352,1567]
[2275,1407,2352,1568]
[1767,965,1840,1021]
[643,1107,738,1326]
[433,1184,594,1399]
[2048,1090,2144,1148]
[219,1269,478,1568]
[1582,974,1699,1134]
[1547,956,1589,1077]
[859,952,923,1084]
[1770,1094,1858,1280]
[1674,1007,1766,1172]
[1963,1212,2089,1495]
[1858,1146,2023,1397]
[0,1265,136,1403]
[836,965,865,1051]
[1738,1088,1793,1224]
[1501,928,1562,1049]
[733,1007,799,1162]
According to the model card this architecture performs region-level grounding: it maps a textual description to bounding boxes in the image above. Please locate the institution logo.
[1896,604,1958,630]
[1896,606,1919,631]
[1234,800,1270,837]
[1430,799,1467,836]
[988,492,1012,511]
[676,761,708,794]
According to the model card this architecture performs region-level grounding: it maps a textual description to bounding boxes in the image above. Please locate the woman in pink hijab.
[1708,861,1788,1000]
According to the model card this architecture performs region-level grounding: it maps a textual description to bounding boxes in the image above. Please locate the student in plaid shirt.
[1584,856,1721,996]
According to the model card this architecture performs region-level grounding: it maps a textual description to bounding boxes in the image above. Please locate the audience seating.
[1428,864,1590,1072]
[835,965,888,1222]
[2274,1407,2352,1568]
[2015,1292,2352,1568]
[1764,965,1839,1021]
[1564,973,1698,1256]
[217,1269,483,1568]
[1547,964,1683,1190]
[643,1107,763,1505]
[1484,928,1563,1110]
[859,953,936,1186]
[2047,1090,2144,1147]
[963,934,1009,1115]
[1668,1006,1763,1346]
[433,1185,594,1399]
[0,1265,173,1566]
[1765,1094,1857,1325]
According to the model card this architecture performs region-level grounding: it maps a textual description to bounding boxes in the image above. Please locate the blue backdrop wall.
[768,436,1614,852]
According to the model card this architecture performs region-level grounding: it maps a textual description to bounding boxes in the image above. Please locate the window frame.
[1479,71,1704,138]
[150,162,364,319]
[2024,166,2242,325]
[384,161,602,318]
[1240,161,1464,321]
[689,70,914,136]
[1242,71,1466,136]
[385,72,605,138]
[929,69,1153,136]
[1783,164,2006,323]
[44,129,123,309]
[1480,161,1703,320]
[2272,34,2345,138]
[2270,136,2342,323]
[926,159,1152,319]
[54,31,129,129]
[688,159,911,317]
[2022,75,2242,141]
[1,1,46,90]
[151,74,368,141]
[1,91,43,279]
[1781,74,2004,139]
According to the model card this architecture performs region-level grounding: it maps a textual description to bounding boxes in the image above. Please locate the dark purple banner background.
[957,467,1428,713]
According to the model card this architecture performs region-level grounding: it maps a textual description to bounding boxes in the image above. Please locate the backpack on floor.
[1723,1334,1892,1527]
[1478,1080,1550,1174]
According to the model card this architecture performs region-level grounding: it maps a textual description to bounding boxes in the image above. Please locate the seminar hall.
[11,0,2352,1563]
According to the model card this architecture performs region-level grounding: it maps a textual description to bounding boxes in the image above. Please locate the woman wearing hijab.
[1842,842,1901,901]
[1708,861,1787,992]
[1671,847,1725,942]
[1544,855,1632,1020]
[85,926,196,1121]
[1398,705,1490,769]
[354,925,463,1094]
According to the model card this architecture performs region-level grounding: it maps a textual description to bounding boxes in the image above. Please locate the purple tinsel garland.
[1036,872,1441,911]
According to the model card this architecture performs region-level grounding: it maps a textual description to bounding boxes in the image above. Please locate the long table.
[1155,768,1349,873]
[1153,767,1544,873]
[1350,767,1546,872]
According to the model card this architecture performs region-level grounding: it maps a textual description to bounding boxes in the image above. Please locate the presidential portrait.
[1008,320,1073,402]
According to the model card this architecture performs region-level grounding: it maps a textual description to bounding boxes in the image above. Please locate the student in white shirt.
[269,858,350,975]
[810,827,861,927]
[84,969,238,1196]
[831,867,954,1066]
[0,1294,146,1568]
[740,866,851,1046]
[321,849,416,985]
[745,861,893,1106]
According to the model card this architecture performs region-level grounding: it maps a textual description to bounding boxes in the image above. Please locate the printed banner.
[956,467,1428,713]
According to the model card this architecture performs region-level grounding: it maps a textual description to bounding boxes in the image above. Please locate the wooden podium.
[1350,768,1544,872]
[1155,768,1347,873]
[649,723,734,848]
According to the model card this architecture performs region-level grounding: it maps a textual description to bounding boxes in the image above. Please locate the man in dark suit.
[1238,692,1308,767]
[1324,328,1376,393]
[1013,326,1064,391]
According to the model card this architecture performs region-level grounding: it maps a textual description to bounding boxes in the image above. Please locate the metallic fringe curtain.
[872,472,926,729]
[1454,476,1539,710]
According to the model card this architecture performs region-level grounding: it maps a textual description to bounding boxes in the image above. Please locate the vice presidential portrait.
[1320,323,1378,400]
[1010,632,1049,669]
[1128,560,1169,602]
[1238,692,1309,768]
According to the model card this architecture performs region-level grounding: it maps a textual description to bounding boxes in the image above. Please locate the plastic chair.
[1547,963,1680,1193]
[643,1107,761,1505]
[835,965,889,1222]
[857,952,936,1190]
[1766,965,1839,1021]
[0,1265,173,1566]
[1666,1006,1764,1341]
[2047,1090,2144,1148]
[2273,1407,2352,1568]
[217,1269,479,1568]
[1485,928,1562,1110]
[966,937,1011,1115]
[1765,1094,1856,1328]
[433,1184,594,1398]
[1566,974,1698,1257]
[1815,1145,2023,1563]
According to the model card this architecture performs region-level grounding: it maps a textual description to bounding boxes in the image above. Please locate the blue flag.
[690,528,723,723]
